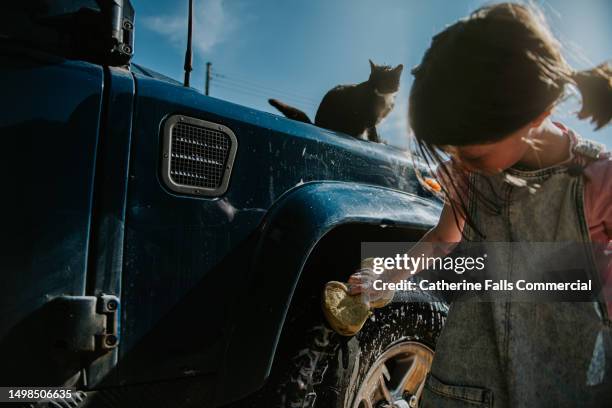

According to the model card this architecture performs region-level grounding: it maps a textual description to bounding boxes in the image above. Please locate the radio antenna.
[183,0,193,87]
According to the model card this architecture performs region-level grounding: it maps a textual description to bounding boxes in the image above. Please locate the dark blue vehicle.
[1,1,447,407]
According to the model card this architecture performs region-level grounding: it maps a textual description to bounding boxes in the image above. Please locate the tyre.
[232,290,447,408]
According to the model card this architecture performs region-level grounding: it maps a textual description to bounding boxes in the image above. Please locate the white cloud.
[142,0,235,54]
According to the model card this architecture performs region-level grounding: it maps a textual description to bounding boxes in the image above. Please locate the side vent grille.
[162,115,237,196]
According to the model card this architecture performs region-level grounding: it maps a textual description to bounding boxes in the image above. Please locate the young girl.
[349,3,611,407]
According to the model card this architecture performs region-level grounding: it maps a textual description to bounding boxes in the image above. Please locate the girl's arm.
[348,200,464,294]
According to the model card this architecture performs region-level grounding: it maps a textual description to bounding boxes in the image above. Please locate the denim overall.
[420,131,611,407]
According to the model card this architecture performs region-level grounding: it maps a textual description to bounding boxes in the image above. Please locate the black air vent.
[162,115,237,196]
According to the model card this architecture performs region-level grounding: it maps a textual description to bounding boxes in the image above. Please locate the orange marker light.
[424,177,441,192]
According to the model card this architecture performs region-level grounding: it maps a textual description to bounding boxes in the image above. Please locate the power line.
[213,83,317,112]
[213,75,319,105]
[204,66,321,114]
[215,88,317,113]
[211,70,320,99]
[213,80,318,109]
[213,77,318,106]
[215,87,316,114]
[211,72,320,104]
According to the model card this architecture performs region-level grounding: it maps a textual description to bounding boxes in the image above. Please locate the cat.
[269,60,403,143]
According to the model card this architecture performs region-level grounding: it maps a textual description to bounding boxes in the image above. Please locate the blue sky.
[132,0,611,149]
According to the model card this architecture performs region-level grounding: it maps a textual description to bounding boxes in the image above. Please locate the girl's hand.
[346,264,394,306]
[346,268,374,295]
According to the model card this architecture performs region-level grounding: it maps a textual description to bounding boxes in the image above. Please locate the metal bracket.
[53,294,120,353]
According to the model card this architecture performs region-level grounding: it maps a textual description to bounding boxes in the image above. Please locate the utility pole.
[183,0,193,87]
[205,62,212,95]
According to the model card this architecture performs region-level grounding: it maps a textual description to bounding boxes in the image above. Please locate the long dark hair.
[408,2,612,240]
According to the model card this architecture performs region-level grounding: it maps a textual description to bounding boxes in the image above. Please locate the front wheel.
[353,340,433,408]
[236,292,447,408]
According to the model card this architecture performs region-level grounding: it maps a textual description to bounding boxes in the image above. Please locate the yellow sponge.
[322,258,395,336]
[322,281,371,336]
[322,280,394,336]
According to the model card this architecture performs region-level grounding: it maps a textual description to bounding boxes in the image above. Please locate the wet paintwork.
[117,73,441,400]
[0,47,442,404]
[0,48,103,384]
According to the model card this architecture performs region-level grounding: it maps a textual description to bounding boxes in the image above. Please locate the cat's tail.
[269,99,312,124]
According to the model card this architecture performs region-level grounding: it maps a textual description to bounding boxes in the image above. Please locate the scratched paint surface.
[118,73,442,384]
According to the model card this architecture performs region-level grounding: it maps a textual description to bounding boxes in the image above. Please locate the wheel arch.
[215,181,442,406]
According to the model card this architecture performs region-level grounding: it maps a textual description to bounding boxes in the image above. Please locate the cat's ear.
[369,59,376,72]
[394,64,404,75]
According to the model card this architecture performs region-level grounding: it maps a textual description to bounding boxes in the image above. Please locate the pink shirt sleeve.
[583,151,612,243]
[582,151,612,316]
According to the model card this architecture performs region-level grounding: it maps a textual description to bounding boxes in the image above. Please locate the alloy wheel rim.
[353,341,434,408]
